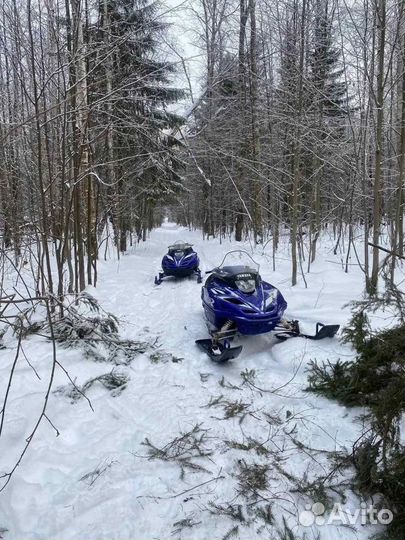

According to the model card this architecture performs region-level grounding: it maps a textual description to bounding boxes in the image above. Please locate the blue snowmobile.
[196,251,339,362]
[155,241,202,285]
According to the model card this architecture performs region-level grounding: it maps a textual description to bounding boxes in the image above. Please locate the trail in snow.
[0,223,393,540]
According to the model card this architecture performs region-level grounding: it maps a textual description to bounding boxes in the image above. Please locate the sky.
[159,0,204,113]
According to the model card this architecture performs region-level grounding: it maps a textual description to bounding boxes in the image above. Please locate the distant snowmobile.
[195,251,339,362]
[154,241,202,285]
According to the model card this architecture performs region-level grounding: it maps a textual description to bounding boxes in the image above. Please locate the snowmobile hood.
[202,272,287,335]
[162,250,199,270]
[207,276,284,314]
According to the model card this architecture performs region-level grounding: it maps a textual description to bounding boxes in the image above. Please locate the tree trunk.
[370,0,386,293]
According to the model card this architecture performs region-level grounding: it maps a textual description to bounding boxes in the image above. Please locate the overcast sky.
[159,0,204,113]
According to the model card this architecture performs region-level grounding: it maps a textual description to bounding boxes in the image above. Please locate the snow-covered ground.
[0,223,396,539]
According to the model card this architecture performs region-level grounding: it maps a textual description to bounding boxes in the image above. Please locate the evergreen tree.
[89,0,185,248]
[305,0,352,262]
[309,0,348,118]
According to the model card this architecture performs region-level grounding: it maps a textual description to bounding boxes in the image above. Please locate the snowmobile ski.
[195,339,242,363]
[275,322,340,341]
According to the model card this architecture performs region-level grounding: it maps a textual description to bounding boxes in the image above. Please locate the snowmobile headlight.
[174,250,184,257]
[265,289,278,307]
[235,278,256,294]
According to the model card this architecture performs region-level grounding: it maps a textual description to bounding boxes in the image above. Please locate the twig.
[368,242,405,260]
[137,474,225,500]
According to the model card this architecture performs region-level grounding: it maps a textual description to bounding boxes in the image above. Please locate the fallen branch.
[136,474,225,500]
[368,242,405,260]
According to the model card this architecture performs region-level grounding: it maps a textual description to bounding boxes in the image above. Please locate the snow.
[0,222,396,539]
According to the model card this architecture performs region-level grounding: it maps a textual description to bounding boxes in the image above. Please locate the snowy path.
[0,223,385,539]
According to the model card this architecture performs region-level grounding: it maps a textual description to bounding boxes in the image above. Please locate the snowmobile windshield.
[216,251,260,294]
[168,241,193,256]
[217,250,260,274]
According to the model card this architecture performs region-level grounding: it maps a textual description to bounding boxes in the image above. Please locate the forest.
[0,0,404,539]
[1,0,404,293]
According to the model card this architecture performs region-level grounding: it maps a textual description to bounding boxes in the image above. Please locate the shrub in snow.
[306,310,405,540]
